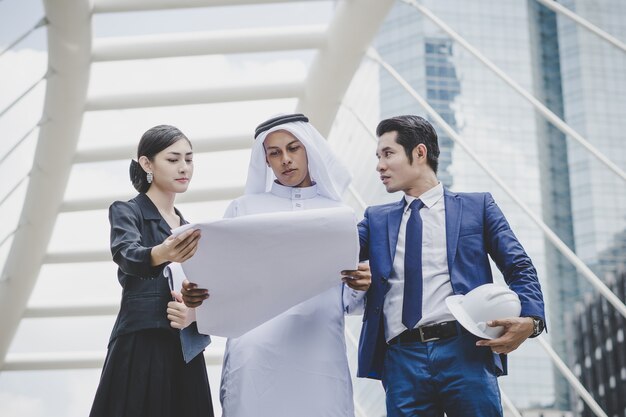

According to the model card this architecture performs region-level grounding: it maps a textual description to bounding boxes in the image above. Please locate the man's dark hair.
[376,115,439,173]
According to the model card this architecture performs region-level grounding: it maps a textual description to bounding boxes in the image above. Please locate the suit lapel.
[136,193,174,236]
[159,206,186,235]
[387,199,405,266]
[157,207,185,236]
[444,189,462,270]
[157,218,173,236]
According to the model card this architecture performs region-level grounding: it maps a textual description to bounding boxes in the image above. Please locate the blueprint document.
[169,207,359,338]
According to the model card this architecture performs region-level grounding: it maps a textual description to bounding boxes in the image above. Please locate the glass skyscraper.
[555,0,626,411]
[334,0,621,412]
[556,0,626,279]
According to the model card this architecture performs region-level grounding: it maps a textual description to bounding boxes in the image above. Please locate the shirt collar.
[134,193,186,223]
[403,182,444,213]
[271,181,319,200]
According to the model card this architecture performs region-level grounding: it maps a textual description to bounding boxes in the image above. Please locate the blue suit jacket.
[356,189,545,380]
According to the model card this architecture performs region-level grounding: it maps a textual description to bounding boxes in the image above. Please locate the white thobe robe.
[219,182,365,417]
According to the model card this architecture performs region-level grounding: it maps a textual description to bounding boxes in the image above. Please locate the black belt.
[388,321,459,344]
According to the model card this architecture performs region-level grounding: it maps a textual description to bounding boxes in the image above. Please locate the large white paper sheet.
[171,207,358,338]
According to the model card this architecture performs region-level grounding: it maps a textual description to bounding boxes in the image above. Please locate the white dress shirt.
[220,182,364,417]
[383,182,455,342]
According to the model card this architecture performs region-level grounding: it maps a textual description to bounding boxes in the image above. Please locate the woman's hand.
[167,291,197,329]
[151,228,201,265]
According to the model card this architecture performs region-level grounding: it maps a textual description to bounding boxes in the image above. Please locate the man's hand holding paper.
[341,263,372,291]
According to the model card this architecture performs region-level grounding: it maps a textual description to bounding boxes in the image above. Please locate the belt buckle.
[418,326,440,342]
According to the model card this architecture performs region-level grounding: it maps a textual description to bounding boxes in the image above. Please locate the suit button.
[375,307,381,313]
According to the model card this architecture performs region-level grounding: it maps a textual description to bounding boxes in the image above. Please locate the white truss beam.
[44,251,110,264]
[93,25,326,61]
[60,185,244,213]
[0,0,92,368]
[74,134,251,163]
[86,81,303,111]
[2,350,222,371]
[93,0,299,14]
[297,0,395,136]
[24,302,120,318]
[536,0,626,53]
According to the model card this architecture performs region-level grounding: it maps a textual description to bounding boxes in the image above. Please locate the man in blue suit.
[356,115,545,416]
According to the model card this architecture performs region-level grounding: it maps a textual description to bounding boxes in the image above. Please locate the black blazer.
[108,193,184,344]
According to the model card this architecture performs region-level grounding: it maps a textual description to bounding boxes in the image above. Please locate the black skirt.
[90,328,214,417]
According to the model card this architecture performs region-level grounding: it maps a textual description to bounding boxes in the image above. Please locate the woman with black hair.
[89,125,214,417]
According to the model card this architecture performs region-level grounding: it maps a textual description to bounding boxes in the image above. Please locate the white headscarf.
[245,116,352,202]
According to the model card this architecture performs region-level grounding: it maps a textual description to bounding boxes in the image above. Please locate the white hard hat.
[445,283,521,340]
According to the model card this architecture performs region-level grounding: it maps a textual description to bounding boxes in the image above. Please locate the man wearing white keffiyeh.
[179,114,371,417]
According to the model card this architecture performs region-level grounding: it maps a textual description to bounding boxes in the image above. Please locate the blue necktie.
[402,199,425,330]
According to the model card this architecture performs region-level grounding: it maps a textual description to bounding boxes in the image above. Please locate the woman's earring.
[146,172,153,183]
